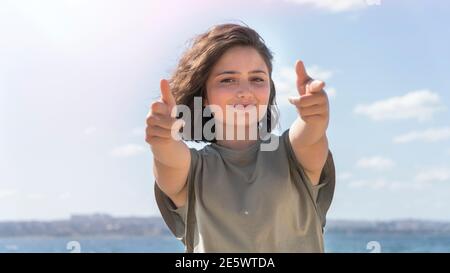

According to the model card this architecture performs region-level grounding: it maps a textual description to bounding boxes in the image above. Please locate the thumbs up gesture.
[288,60,329,126]
[145,79,185,146]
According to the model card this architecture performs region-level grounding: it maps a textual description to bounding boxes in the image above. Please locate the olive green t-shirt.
[154,129,335,253]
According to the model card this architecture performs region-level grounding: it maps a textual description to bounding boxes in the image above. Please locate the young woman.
[146,23,335,253]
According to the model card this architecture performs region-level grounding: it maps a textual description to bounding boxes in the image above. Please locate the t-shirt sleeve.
[154,147,200,246]
[282,129,336,229]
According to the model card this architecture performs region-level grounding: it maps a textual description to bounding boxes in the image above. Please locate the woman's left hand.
[288,60,330,126]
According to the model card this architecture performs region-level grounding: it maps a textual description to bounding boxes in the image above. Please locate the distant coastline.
[1,214,449,237]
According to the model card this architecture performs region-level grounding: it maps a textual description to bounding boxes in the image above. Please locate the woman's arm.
[287,60,330,186]
[146,79,190,208]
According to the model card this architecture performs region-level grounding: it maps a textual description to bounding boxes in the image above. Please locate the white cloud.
[356,156,395,170]
[326,87,337,99]
[354,90,445,122]
[0,189,17,199]
[347,178,389,190]
[274,65,336,105]
[274,67,295,105]
[283,0,368,13]
[346,167,450,191]
[337,172,353,181]
[415,168,450,183]
[393,127,450,143]
[347,178,426,191]
[26,193,45,200]
[110,144,146,157]
[84,126,97,135]
[58,192,72,200]
[307,65,334,80]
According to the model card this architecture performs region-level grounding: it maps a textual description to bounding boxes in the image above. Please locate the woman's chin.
[234,120,259,127]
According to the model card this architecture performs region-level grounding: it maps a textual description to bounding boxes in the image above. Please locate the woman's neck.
[216,139,258,150]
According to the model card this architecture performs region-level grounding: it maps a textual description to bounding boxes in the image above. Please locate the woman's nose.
[237,89,252,99]
[236,81,252,96]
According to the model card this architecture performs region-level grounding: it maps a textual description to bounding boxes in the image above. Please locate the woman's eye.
[220,78,236,83]
[251,78,265,83]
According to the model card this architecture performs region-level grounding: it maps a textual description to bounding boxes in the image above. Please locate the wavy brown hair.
[169,23,279,142]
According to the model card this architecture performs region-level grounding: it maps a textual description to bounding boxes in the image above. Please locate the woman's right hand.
[145,79,185,147]
[146,79,190,208]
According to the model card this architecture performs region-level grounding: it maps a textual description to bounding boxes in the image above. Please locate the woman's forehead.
[211,50,269,75]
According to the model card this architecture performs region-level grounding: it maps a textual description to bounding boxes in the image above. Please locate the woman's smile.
[232,103,257,111]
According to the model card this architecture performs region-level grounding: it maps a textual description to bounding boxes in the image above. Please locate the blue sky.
[1,0,449,221]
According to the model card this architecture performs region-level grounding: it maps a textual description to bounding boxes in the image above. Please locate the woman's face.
[205,46,271,127]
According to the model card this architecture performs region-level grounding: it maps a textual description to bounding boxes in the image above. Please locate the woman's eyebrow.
[215,70,267,77]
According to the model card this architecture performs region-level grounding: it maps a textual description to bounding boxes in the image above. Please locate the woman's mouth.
[232,103,257,111]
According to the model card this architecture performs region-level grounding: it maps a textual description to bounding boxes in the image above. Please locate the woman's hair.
[169,22,279,142]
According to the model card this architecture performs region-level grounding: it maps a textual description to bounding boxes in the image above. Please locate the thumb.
[306,79,326,94]
[295,60,311,96]
[160,79,177,116]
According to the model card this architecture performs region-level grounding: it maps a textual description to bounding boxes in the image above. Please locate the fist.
[288,60,329,125]
[145,79,185,146]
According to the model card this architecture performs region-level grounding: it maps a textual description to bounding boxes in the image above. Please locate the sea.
[1,231,449,253]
